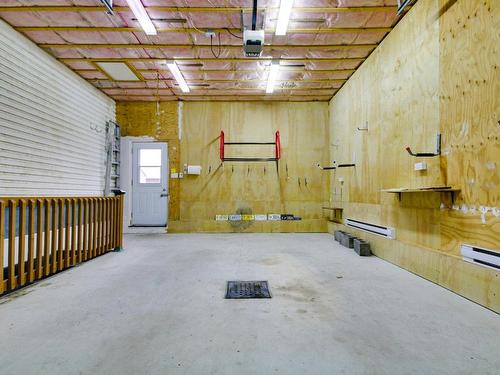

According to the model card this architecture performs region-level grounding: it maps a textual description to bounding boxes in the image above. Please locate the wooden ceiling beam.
[40,43,377,50]
[16,26,391,34]
[90,78,347,83]
[74,68,356,73]
[103,87,338,92]
[0,6,398,13]
[60,57,364,63]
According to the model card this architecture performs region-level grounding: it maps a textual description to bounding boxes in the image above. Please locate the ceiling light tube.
[275,0,294,36]
[125,0,157,35]
[266,61,280,94]
[167,61,190,93]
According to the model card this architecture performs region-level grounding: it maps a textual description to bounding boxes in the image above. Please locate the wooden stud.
[16,26,392,34]
[0,5,400,13]
[110,198,115,249]
[78,198,83,263]
[58,199,64,271]
[36,200,43,279]
[0,200,5,294]
[44,199,51,276]
[92,198,98,258]
[72,199,77,265]
[27,200,35,283]
[18,200,27,286]
[65,199,71,268]
[118,195,124,249]
[83,199,88,261]
[8,200,17,290]
[51,200,57,274]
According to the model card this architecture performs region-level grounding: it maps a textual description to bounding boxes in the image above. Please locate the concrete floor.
[0,234,499,375]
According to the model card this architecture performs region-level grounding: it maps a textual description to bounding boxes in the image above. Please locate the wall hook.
[406,133,441,157]
[317,161,355,170]
[357,121,368,131]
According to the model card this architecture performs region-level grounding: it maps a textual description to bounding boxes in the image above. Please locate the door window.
[139,148,162,184]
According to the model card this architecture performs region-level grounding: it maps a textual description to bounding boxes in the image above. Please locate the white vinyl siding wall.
[0,19,115,196]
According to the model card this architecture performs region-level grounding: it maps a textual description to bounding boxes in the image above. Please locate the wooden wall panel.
[328,0,499,311]
[116,102,180,220]
[171,102,329,232]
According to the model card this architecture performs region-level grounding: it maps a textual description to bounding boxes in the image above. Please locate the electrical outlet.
[414,162,427,171]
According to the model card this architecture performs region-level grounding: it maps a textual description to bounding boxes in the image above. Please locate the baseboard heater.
[461,244,500,270]
[345,218,396,239]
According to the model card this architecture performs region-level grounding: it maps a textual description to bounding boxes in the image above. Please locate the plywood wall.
[328,0,499,312]
[116,102,180,220]
[170,101,329,232]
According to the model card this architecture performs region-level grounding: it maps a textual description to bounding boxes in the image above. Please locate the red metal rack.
[219,130,281,164]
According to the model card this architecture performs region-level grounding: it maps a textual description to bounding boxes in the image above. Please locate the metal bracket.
[406,133,441,157]
[317,161,355,170]
[357,121,368,131]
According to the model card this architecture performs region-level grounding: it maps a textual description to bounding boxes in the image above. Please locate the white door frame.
[120,137,169,233]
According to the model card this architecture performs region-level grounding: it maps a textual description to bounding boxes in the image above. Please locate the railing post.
[18,199,27,286]
[8,199,17,291]
[113,193,125,252]
[0,200,5,294]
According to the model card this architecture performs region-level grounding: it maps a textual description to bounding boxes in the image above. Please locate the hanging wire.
[225,28,243,39]
[210,32,222,58]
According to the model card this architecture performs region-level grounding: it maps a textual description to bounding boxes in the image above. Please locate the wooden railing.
[0,195,124,296]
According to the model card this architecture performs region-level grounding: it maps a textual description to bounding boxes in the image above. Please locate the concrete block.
[334,230,344,242]
[341,233,355,248]
[354,238,371,256]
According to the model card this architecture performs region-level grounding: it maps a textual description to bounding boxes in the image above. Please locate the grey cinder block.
[334,230,344,242]
[353,238,371,256]
[341,233,355,248]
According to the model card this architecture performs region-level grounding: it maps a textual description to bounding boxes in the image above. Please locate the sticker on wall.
[215,215,229,221]
[229,214,242,221]
[241,214,255,221]
[268,214,281,221]
[254,214,267,221]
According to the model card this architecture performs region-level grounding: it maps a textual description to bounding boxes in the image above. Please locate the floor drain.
[225,281,272,299]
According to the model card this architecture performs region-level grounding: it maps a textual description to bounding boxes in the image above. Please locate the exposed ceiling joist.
[60,57,365,63]
[40,43,377,50]
[0,1,407,102]
[0,6,399,14]
[16,26,392,34]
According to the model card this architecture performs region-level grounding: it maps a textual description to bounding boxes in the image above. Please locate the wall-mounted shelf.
[220,130,281,166]
[382,186,460,203]
[322,206,343,223]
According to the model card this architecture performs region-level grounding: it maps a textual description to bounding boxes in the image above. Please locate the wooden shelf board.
[321,207,343,211]
[381,187,460,193]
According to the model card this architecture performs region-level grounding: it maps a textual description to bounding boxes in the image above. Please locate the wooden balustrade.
[0,195,123,296]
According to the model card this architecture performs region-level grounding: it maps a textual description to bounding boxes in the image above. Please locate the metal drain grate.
[225,281,272,299]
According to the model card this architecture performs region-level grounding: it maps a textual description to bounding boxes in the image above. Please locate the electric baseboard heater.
[345,218,396,239]
[461,244,500,270]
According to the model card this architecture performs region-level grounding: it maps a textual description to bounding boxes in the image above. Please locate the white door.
[132,142,168,226]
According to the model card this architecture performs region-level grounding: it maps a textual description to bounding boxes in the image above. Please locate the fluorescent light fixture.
[95,61,140,81]
[166,61,190,93]
[125,0,157,35]
[275,0,294,36]
[266,61,280,94]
